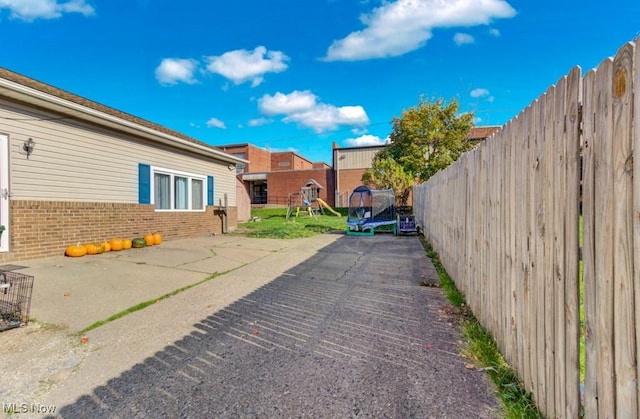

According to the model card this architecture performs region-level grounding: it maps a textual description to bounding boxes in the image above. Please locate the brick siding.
[0,201,237,262]
[267,169,335,207]
[271,152,314,172]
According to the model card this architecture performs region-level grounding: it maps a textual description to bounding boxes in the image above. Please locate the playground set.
[285,181,419,236]
[345,185,419,236]
[286,179,341,219]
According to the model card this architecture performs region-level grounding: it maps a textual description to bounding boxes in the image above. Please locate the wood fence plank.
[634,35,640,419]
[564,66,582,419]
[489,139,498,348]
[554,74,568,417]
[411,37,638,419]
[582,68,598,418]
[542,84,557,417]
[506,122,517,368]
[611,42,637,419]
[594,56,616,419]
[525,102,539,400]
[525,95,548,412]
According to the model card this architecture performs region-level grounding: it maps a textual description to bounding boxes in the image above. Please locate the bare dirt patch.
[0,322,89,413]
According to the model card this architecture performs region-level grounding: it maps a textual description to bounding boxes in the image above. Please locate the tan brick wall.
[267,169,335,207]
[0,201,238,262]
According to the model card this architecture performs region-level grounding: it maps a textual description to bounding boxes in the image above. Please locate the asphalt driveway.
[47,234,499,418]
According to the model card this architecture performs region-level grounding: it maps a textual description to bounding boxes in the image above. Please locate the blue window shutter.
[207,176,214,206]
[139,163,151,204]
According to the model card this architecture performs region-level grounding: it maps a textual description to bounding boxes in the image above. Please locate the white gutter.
[0,78,249,165]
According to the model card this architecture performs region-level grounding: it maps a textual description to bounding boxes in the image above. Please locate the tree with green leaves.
[385,96,474,179]
[361,155,415,206]
[362,96,474,204]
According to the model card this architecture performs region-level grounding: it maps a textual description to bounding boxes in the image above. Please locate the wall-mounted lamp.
[23,138,35,159]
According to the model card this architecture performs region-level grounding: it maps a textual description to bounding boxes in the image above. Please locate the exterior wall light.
[23,138,35,159]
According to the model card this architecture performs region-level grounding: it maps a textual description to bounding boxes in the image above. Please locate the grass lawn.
[233,207,347,239]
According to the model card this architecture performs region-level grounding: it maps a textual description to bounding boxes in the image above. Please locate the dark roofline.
[333,144,388,152]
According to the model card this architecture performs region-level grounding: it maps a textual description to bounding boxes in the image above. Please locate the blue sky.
[1,1,638,164]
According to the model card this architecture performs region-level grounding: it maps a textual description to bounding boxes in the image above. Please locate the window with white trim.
[152,167,206,211]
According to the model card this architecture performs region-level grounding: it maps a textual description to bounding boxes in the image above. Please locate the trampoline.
[346,185,396,236]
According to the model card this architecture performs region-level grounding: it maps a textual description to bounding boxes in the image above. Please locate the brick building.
[220,126,499,214]
[215,144,335,207]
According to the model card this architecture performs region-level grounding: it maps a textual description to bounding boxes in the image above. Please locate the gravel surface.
[0,323,89,417]
[45,235,500,418]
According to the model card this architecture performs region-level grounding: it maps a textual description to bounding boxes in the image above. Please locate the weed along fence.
[413,37,639,418]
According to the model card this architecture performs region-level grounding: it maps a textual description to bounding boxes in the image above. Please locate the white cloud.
[155,58,199,85]
[258,90,317,115]
[454,33,475,45]
[489,28,501,36]
[0,0,95,21]
[470,88,490,98]
[205,46,289,87]
[206,118,226,129]
[248,117,272,127]
[258,90,370,132]
[471,88,494,103]
[344,134,389,147]
[324,0,516,61]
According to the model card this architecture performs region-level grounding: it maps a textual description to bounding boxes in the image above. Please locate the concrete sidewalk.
[1,234,342,417]
[25,235,331,332]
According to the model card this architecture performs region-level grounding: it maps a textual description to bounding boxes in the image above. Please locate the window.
[192,179,203,209]
[152,167,206,211]
[154,173,170,209]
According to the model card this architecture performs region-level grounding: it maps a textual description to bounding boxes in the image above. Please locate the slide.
[316,198,342,217]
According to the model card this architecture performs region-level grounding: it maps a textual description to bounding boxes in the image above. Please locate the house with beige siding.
[0,68,247,262]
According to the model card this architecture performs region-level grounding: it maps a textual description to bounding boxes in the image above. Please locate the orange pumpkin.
[109,238,124,251]
[100,241,112,252]
[65,243,87,257]
[85,243,101,255]
[143,233,155,246]
[123,239,132,250]
[152,232,162,245]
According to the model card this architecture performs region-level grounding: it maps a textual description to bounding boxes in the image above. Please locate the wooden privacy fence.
[413,37,639,418]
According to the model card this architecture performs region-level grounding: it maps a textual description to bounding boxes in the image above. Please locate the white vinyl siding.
[0,99,237,206]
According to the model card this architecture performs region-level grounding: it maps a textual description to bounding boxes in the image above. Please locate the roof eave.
[0,78,248,165]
